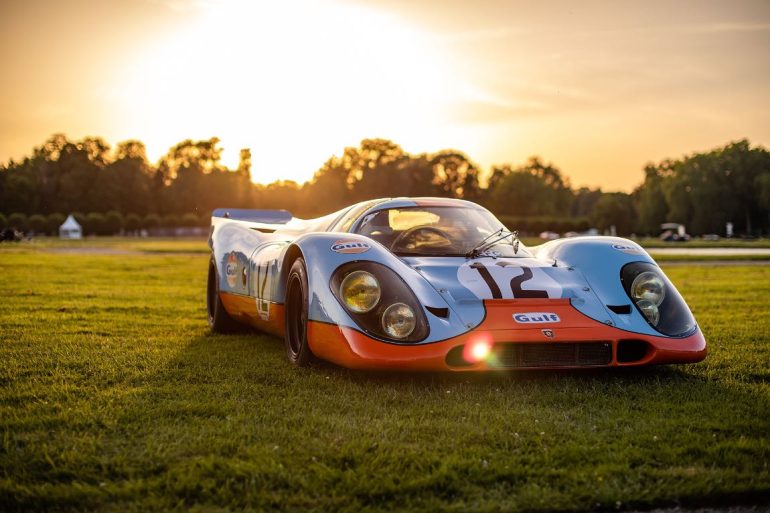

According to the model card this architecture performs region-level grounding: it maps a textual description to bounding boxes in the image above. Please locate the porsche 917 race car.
[207,197,706,370]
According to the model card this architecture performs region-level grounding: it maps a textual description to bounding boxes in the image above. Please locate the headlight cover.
[331,261,429,343]
[630,271,666,306]
[621,262,697,337]
[339,270,381,313]
[381,303,416,339]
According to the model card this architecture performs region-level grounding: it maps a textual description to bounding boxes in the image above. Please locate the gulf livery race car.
[207,197,706,370]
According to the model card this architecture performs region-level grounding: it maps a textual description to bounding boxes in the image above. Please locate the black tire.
[284,258,315,366]
[207,256,241,333]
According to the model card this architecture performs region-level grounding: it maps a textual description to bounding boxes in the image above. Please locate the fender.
[533,237,691,337]
[290,233,470,343]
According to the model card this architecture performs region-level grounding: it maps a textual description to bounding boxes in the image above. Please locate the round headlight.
[636,299,660,326]
[631,271,666,306]
[381,303,416,339]
[339,271,380,313]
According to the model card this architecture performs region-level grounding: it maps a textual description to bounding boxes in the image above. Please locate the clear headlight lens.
[339,271,380,313]
[635,299,660,326]
[381,303,416,339]
[631,271,666,306]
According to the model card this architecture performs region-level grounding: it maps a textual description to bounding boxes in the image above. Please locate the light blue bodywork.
[209,198,685,343]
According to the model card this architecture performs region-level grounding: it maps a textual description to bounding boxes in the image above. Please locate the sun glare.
[112,0,468,183]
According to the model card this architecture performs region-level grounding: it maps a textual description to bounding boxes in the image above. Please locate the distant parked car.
[660,223,690,242]
[539,231,560,241]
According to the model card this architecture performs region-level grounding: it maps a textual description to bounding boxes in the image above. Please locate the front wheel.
[284,258,315,366]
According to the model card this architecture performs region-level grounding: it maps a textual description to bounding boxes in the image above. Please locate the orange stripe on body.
[219,292,285,337]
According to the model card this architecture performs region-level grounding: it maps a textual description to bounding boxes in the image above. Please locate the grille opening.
[617,339,650,363]
[446,345,472,367]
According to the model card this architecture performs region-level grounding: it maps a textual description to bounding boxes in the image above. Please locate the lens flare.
[462,336,493,363]
[471,342,491,360]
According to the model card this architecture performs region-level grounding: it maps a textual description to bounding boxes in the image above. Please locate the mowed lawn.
[1,245,769,512]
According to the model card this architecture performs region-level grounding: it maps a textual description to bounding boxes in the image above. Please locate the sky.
[1,0,768,191]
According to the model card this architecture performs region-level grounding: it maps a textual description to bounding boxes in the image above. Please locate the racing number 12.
[470,261,548,299]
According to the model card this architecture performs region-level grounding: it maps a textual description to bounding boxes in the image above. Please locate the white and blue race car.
[207,197,706,370]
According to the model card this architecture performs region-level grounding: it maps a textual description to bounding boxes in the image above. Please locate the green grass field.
[1,243,769,512]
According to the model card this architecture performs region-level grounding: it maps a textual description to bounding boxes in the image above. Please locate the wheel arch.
[275,243,305,302]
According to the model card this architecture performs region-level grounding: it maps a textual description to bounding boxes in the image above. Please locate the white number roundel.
[457,259,563,300]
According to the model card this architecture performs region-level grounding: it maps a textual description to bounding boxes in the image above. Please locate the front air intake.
[616,339,650,363]
[446,342,612,368]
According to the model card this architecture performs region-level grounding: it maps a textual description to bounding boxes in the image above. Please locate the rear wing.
[211,208,292,224]
[209,208,296,250]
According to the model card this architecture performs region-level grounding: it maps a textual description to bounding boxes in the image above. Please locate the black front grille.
[493,342,612,368]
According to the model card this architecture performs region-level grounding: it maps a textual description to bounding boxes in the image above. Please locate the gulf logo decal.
[612,243,644,255]
[225,252,238,288]
[513,312,561,324]
[331,240,371,254]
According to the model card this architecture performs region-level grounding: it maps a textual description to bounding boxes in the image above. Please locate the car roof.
[361,197,481,211]
[343,197,487,233]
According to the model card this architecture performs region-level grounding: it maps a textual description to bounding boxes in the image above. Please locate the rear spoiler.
[211,208,293,224]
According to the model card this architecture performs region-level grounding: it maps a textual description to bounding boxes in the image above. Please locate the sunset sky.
[1,0,768,191]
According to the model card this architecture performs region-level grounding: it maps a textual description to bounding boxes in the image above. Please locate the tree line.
[1,134,768,236]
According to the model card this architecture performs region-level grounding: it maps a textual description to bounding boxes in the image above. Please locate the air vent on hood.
[607,304,632,314]
[425,306,449,318]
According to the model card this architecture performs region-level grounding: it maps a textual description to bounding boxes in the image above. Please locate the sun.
[111,0,469,184]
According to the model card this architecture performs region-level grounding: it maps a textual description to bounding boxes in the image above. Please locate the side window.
[332,201,380,233]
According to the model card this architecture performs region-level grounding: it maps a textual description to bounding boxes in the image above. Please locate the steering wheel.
[390,226,455,252]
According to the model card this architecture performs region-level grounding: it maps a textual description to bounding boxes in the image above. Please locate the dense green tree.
[28,214,47,234]
[8,213,28,231]
[757,172,770,232]
[83,213,105,236]
[591,193,636,235]
[346,139,411,202]
[181,213,199,227]
[634,165,669,235]
[104,211,124,234]
[654,140,770,235]
[570,187,603,218]
[484,157,572,217]
[0,213,6,229]
[161,214,180,228]
[102,141,154,215]
[143,213,160,230]
[125,213,142,232]
[2,134,768,236]
[46,213,65,235]
[429,151,481,199]
[303,157,353,216]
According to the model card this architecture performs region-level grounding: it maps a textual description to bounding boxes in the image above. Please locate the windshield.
[354,206,530,257]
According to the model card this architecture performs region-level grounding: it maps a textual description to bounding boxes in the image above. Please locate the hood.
[402,255,613,328]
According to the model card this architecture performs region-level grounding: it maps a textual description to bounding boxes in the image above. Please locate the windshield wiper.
[466,228,514,259]
[465,229,521,258]
[464,228,503,258]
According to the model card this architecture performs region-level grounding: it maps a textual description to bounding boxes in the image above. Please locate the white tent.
[59,215,82,239]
